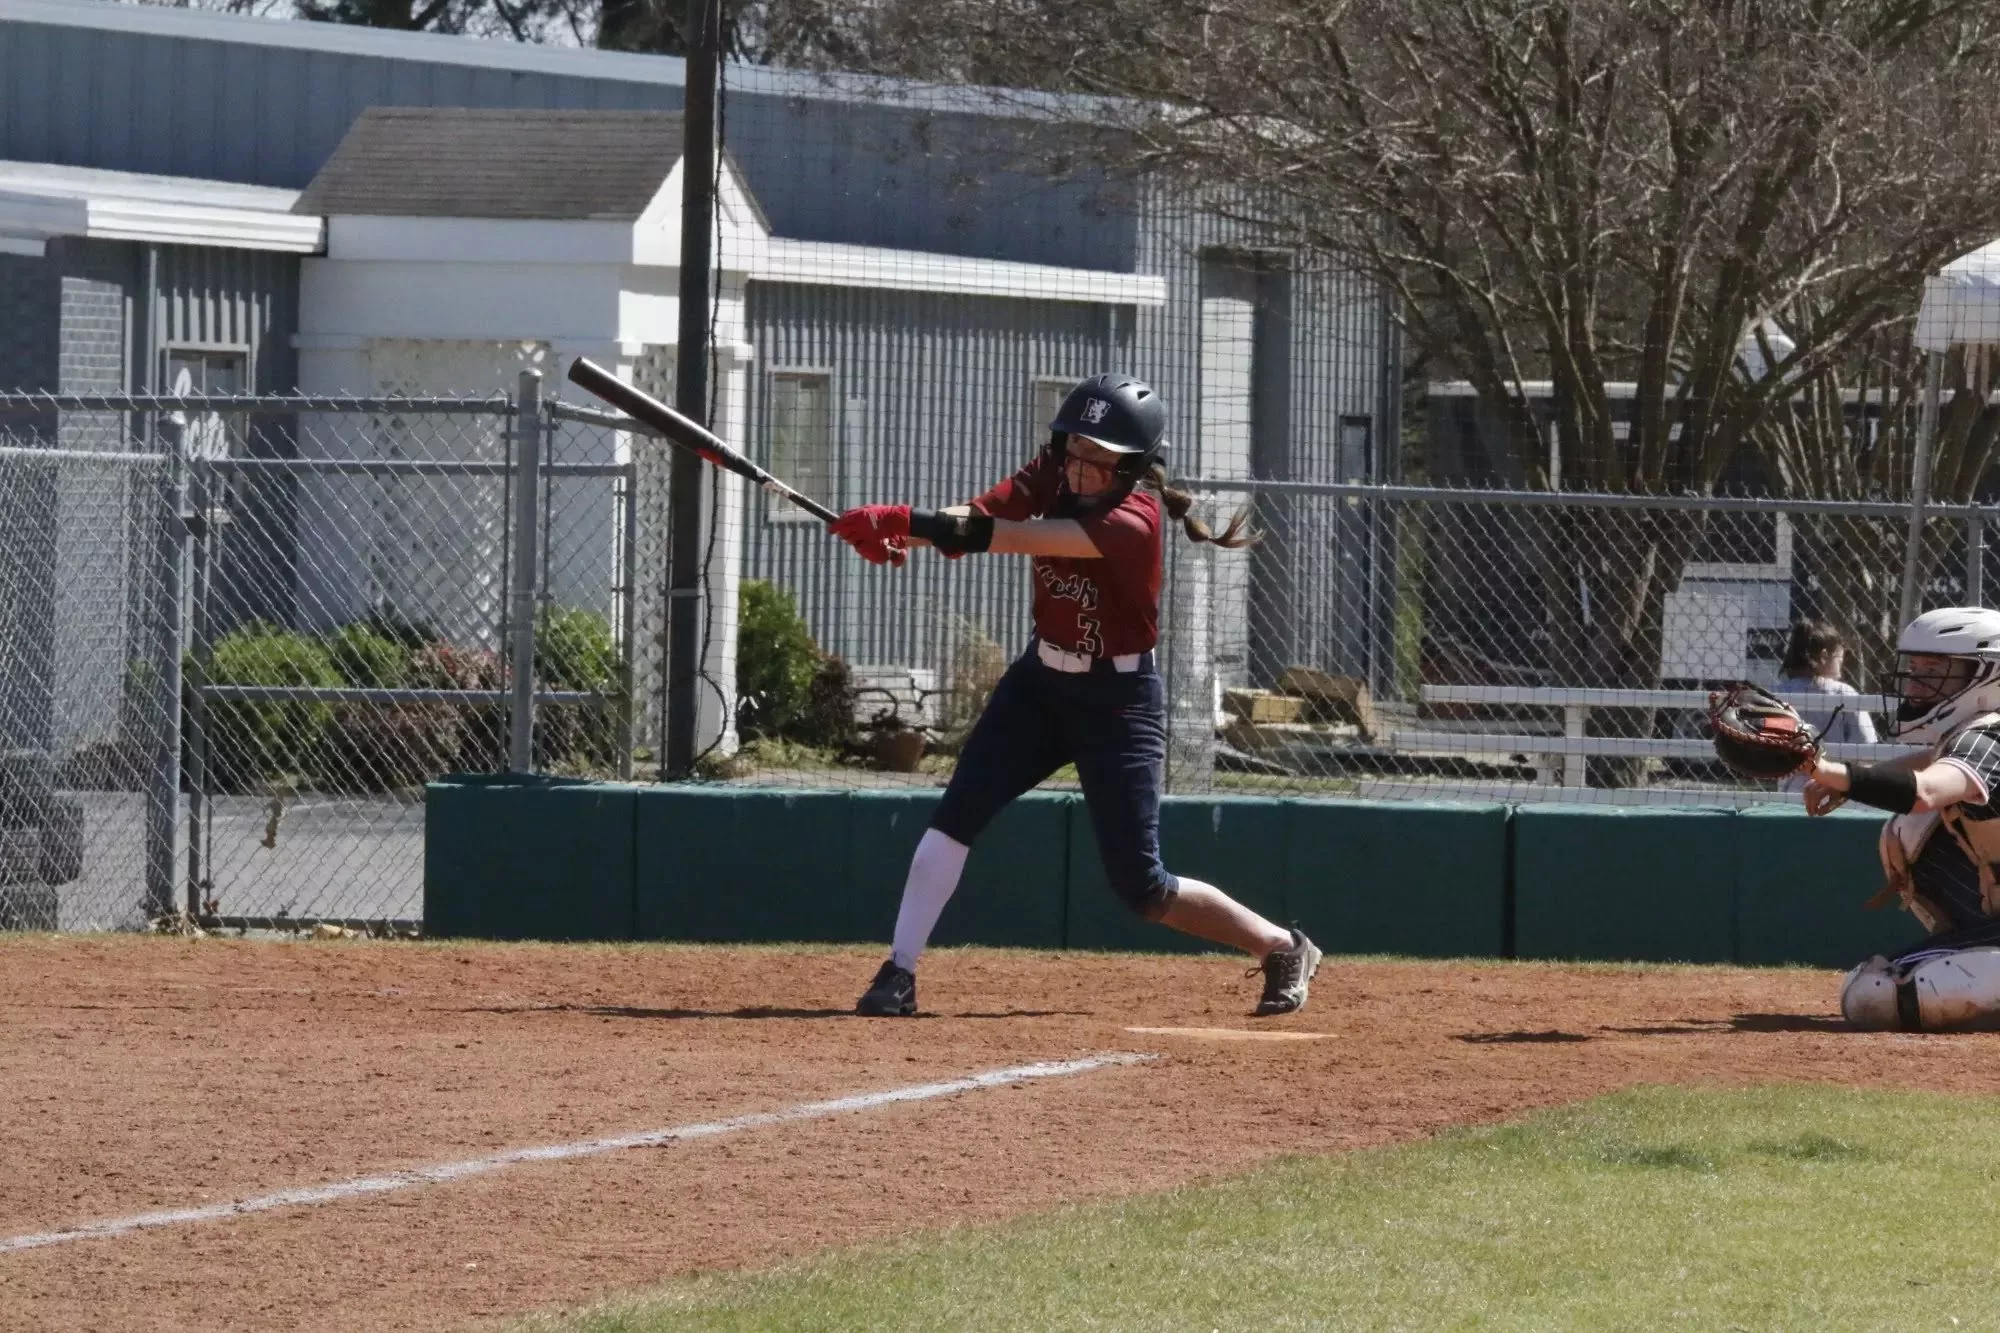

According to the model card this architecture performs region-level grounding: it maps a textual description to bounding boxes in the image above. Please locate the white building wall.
[290,337,546,645]
[293,229,754,760]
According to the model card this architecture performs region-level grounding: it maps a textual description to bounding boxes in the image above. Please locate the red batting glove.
[850,536,908,568]
[828,504,912,545]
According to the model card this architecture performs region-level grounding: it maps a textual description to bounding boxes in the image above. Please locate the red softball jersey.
[968,453,1163,657]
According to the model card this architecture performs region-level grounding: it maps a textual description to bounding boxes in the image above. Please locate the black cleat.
[856,959,918,1016]
[1253,928,1323,1016]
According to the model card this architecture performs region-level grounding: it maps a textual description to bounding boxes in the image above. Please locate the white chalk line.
[0,1052,1151,1256]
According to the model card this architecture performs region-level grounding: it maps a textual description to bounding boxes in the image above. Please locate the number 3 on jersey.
[1071,579,1102,654]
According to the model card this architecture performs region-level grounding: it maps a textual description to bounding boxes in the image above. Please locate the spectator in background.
[1775,619,1878,790]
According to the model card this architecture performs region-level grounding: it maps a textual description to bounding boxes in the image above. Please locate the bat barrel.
[565,358,840,524]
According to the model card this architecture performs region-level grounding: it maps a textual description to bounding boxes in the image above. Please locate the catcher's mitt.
[1707,682,1823,781]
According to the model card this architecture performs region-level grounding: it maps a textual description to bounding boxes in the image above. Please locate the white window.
[768,372,834,521]
[1033,377,1078,436]
[166,348,247,462]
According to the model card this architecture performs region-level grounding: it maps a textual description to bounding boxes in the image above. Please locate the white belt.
[1037,639,1143,674]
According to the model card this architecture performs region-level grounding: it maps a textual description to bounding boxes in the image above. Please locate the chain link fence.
[699,478,1973,807]
[0,378,632,933]
[2,375,1980,929]
[675,466,1985,809]
[1152,479,1971,805]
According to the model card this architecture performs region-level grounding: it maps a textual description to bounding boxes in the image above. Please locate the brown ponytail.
[1141,464,1261,549]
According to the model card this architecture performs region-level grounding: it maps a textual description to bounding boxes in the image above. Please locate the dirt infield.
[5,937,2000,1332]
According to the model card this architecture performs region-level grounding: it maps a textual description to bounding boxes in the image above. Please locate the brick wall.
[52,238,132,453]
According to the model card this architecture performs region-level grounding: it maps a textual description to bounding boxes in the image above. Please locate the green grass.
[504,1085,2000,1331]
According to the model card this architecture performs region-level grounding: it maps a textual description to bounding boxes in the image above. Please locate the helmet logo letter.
[1081,398,1111,425]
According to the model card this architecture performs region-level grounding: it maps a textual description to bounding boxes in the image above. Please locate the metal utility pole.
[667,0,722,778]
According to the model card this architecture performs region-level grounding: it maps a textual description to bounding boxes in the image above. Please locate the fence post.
[618,458,638,781]
[1899,351,1945,627]
[143,411,187,921]
[1971,512,1987,608]
[508,371,543,773]
[183,457,214,919]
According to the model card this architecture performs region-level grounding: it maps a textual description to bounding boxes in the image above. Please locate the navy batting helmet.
[1049,374,1168,480]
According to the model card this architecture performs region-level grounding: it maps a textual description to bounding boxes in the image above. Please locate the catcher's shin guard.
[1840,956,1904,1029]
[1841,948,2000,1031]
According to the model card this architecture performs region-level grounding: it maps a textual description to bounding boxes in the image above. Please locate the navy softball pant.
[931,643,1178,918]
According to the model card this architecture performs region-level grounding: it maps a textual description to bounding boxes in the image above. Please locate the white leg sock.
[890,828,971,971]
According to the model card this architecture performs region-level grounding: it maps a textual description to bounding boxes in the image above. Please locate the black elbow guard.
[909,509,994,554]
[1846,763,1919,814]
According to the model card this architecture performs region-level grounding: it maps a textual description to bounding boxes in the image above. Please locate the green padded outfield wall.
[1512,805,1740,963]
[1733,805,1929,967]
[630,787,1071,948]
[425,782,1508,953]
[424,774,637,941]
[633,787,857,943]
[1066,796,1291,953]
[1287,800,1511,959]
[845,791,1071,950]
[1064,797,1510,958]
[423,779,1935,969]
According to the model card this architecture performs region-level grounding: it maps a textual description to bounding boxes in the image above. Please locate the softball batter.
[827,373,1323,1018]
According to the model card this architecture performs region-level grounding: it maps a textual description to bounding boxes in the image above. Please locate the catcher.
[1712,606,2000,1031]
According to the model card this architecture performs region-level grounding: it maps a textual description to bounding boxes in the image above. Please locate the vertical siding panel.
[346,55,395,133]
[52,22,91,165]
[0,26,12,155]
[9,23,51,163]
[296,51,349,190]
[215,40,260,182]
[747,281,1091,678]
[262,49,302,185]
[149,245,294,381]
[428,64,474,107]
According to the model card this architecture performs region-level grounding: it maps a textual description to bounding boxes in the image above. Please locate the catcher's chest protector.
[1879,810,1947,931]
[1930,717,2000,916]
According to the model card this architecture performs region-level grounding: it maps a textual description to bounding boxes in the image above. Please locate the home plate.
[1125,1026,1334,1042]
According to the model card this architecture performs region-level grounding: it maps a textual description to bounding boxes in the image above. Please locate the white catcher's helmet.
[1890,606,2000,745]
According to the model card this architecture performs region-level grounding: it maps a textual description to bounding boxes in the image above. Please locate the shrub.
[535,607,621,768]
[200,622,342,791]
[313,623,452,794]
[536,606,618,691]
[356,602,440,651]
[324,623,407,690]
[938,614,1008,750]
[737,579,820,741]
[409,642,504,772]
[409,641,504,691]
[794,654,859,749]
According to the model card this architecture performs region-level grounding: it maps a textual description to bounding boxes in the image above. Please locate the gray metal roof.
[0,0,693,86]
[0,0,1111,123]
[295,107,683,220]
[0,0,1135,263]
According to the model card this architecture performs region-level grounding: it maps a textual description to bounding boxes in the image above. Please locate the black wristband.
[1846,763,1919,814]
[909,509,994,554]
